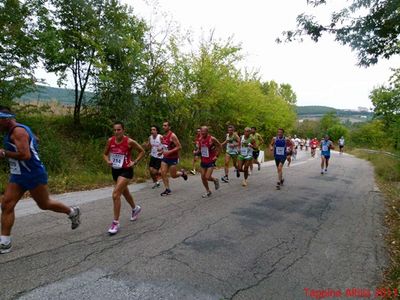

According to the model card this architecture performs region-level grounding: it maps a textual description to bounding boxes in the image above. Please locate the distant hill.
[17,85,94,105]
[297,106,337,115]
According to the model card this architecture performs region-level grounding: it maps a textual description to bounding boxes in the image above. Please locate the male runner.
[220,125,240,183]
[0,107,80,253]
[237,127,256,186]
[104,121,144,235]
[159,121,188,196]
[320,135,334,174]
[338,136,345,154]
[190,128,201,175]
[270,128,292,189]
[196,126,222,197]
[250,127,264,172]
[143,126,163,188]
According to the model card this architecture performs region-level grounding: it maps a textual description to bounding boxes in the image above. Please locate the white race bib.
[276,147,285,156]
[110,153,125,169]
[322,145,328,152]
[151,147,159,157]
[9,158,21,175]
[240,147,248,156]
[201,146,209,158]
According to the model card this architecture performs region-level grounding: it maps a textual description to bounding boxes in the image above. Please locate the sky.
[37,0,400,110]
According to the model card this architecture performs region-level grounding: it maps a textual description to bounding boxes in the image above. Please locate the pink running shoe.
[130,205,142,221]
[108,221,120,235]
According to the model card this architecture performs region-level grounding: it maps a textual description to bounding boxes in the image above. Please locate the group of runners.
[0,106,339,252]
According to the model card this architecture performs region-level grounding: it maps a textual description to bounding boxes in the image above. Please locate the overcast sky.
[37,0,400,110]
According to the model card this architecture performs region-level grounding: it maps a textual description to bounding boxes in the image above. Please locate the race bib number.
[322,145,328,152]
[110,153,125,169]
[275,147,285,156]
[240,147,248,156]
[201,146,209,158]
[9,158,21,175]
[151,147,159,157]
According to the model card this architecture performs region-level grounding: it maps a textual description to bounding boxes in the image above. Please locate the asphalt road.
[0,150,387,300]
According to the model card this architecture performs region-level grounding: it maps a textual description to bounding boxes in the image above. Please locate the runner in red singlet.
[103,121,145,235]
[195,126,222,198]
[159,121,188,196]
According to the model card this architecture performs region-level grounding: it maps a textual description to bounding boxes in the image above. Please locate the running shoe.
[321,170,324,175]
[276,182,281,190]
[131,205,142,221]
[0,241,12,254]
[108,221,120,235]
[152,182,161,189]
[242,180,248,187]
[221,175,229,183]
[214,178,220,190]
[160,188,172,196]
[190,169,196,175]
[236,169,240,178]
[280,178,284,185]
[181,169,188,181]
[325,168,328,173]
[68,207,81,230]
[202,191,212,198]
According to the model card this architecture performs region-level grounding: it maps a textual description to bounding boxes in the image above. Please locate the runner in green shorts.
[237,127,256,187]
[250,127,264,173]
[220,125,240,183]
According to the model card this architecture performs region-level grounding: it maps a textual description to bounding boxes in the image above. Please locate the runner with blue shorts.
[320,135,334,174]
[0,107,80,254]
[269,128,292,190]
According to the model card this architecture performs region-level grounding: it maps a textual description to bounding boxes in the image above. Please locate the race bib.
[240,147,248,156]
[151,147,159,157]
[9,158,21,175]
[322,145,328,152]
[275,147,285,156]
[110,153,125,169]
[201,146,209,158]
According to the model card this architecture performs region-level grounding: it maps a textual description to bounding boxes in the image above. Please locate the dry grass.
[351,149,400,291]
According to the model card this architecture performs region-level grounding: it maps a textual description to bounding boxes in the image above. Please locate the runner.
[190,128,201,175]
[159,121,188,196]
[250,127,264,172]
[291,136,298,160]
[286,135,294,167]
[269,128,292,190]
[196,126,222,197]
[104,121,144,235]
[338,136,345,154]
[310,137,319,158]
[300,138,305,151]
[0,107,81,254]
[220,125,240,183]
[305,138,310,151]
[237,127,256,187]
[320,135,334,174]
[143,126,163,189]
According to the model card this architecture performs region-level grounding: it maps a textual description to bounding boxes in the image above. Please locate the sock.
[68,207,75,217]
[1,235,11,245]
[113,220,119,224]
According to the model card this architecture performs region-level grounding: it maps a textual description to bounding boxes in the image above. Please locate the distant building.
[358,106,369,112]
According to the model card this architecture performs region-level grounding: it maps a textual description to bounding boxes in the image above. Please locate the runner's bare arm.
[0,127,31,160]
[103,138,112,165]
[164,134,181,157]
[129,139,145,166]
[211,137,222,159]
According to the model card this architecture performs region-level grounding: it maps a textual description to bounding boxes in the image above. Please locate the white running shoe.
[108,221,120,235]
[131,205,142,221]
[202,191,212,198]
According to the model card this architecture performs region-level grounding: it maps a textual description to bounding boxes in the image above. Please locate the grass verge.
[350,149,400,291]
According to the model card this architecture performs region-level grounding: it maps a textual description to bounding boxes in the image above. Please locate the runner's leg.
[1,183,25,236]
[30,184,72,215]
[111,176,131,221]
[160,162,170,189]
[200,167,210,192]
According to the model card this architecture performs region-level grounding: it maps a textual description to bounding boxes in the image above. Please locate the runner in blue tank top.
[320,135,334,174]
[0,107,81,254]
[269,128,293,190]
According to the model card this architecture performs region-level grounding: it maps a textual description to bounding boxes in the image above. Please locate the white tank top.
[150,134,163,158]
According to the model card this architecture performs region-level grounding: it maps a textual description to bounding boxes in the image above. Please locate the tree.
[320,112,340,132]
[0,0,38,106]
[327,124,348,141]
[370,68,400,148]
[260,81,297,105]
[36,0,102,124]
[92,0,147,134]
[279,0,400,66]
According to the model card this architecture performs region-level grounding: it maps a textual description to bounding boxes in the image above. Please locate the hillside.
[17,85,94,105]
